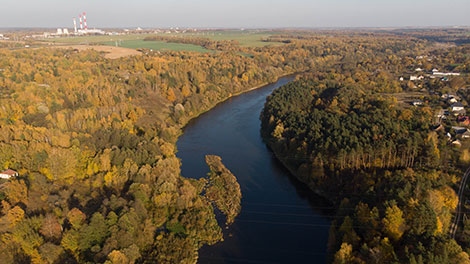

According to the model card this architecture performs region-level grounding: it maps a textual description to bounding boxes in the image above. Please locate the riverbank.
[176,75,330,263]
[176,71,299,135]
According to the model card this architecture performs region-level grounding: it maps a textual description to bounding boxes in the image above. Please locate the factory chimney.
[83,12,87,31]
[79,15,83,30]
[73,18,77,33]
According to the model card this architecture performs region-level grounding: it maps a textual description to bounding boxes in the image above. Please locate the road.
[450,166,470,238]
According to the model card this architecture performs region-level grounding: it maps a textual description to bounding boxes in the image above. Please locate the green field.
[102,39,213,53]
[45,34,151,44]
[172,30,284,47]
[44,30,285,48]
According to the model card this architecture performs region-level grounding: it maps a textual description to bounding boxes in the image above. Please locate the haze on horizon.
[1,0,469,29]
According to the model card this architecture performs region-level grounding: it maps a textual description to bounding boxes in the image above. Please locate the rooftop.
[0,169,18,176]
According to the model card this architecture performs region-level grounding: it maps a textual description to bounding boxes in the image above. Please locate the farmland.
[164,30,285,47]
[101,39,214,53]
[44,34,150,44]
[43,30,285,48]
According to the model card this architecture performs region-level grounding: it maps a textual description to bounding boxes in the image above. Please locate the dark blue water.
[177,76,331,264]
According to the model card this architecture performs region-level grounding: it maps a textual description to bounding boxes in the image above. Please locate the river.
[176,76,331,263]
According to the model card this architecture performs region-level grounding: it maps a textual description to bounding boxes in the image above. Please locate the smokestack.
[79,15,83,30]
[83,12,87,31]
[73,18,77,33]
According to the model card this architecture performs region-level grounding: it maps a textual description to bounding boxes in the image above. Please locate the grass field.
[170,30,284,47]
[44,30,285,48]
[102,39,213,53]
[45,34,151,44]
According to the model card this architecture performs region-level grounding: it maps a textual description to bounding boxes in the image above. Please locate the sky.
[0,0,469,28]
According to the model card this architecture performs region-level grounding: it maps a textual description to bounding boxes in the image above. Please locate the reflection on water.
[177,76,331,264]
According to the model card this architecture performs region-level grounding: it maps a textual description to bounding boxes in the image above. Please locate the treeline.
[261,75,437,175]
[261,41,470,262]
[143,35,240,51]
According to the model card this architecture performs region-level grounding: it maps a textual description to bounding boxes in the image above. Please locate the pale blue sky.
[0,0,469,28]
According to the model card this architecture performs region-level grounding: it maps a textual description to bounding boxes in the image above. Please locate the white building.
[433,72,461,76]
[452,102,465,112]
[0,169,18,179]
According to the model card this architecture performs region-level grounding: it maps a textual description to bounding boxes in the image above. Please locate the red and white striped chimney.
[83,12,87,31]
[79,15,83,30]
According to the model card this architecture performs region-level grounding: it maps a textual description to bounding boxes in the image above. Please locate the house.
[434,72,461,77]
[458,116,470,126]
[436,109,449,119]
[433,124,444,132]
[462,130,470,139]
[410,76,418,81]
[415,68,423,72]
[452,126,467,134]
[452,102,465,112]
[442,93,459,100]
[0,169,19,179]
[449,97,458,104]
[452,139,462,146]
[454,109,467,116]
[399,77,404,81]
[411,100,424,106]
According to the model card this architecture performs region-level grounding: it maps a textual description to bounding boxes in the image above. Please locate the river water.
[176,76,331,263]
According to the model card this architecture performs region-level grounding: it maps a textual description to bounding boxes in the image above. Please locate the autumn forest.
[0,28,470,263]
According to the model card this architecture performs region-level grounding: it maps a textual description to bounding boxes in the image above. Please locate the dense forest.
[261,41,470,263]
[0,32,367,263]
[1,29,469,263]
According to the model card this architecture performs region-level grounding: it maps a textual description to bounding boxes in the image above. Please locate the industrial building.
[46,12,105,38]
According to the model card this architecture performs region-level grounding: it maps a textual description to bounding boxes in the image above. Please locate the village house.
[462,130,470,139]
[441,93,454,99]
[458,116,470,126]
[452,139,462,146]
[452,126,467,134]
[452,102,465,112]
[436,109,448,119]
[433,124,444,132]
[410,76,424,81]
[454,109,467,116]
[411,100,424,106]
[0,169,18,179]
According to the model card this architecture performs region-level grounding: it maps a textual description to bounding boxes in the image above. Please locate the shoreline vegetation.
[204,155,241,226]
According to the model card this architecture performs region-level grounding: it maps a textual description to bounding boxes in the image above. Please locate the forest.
[0,29,469,263]
[0,31,358,263]
[261,39,470,263]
